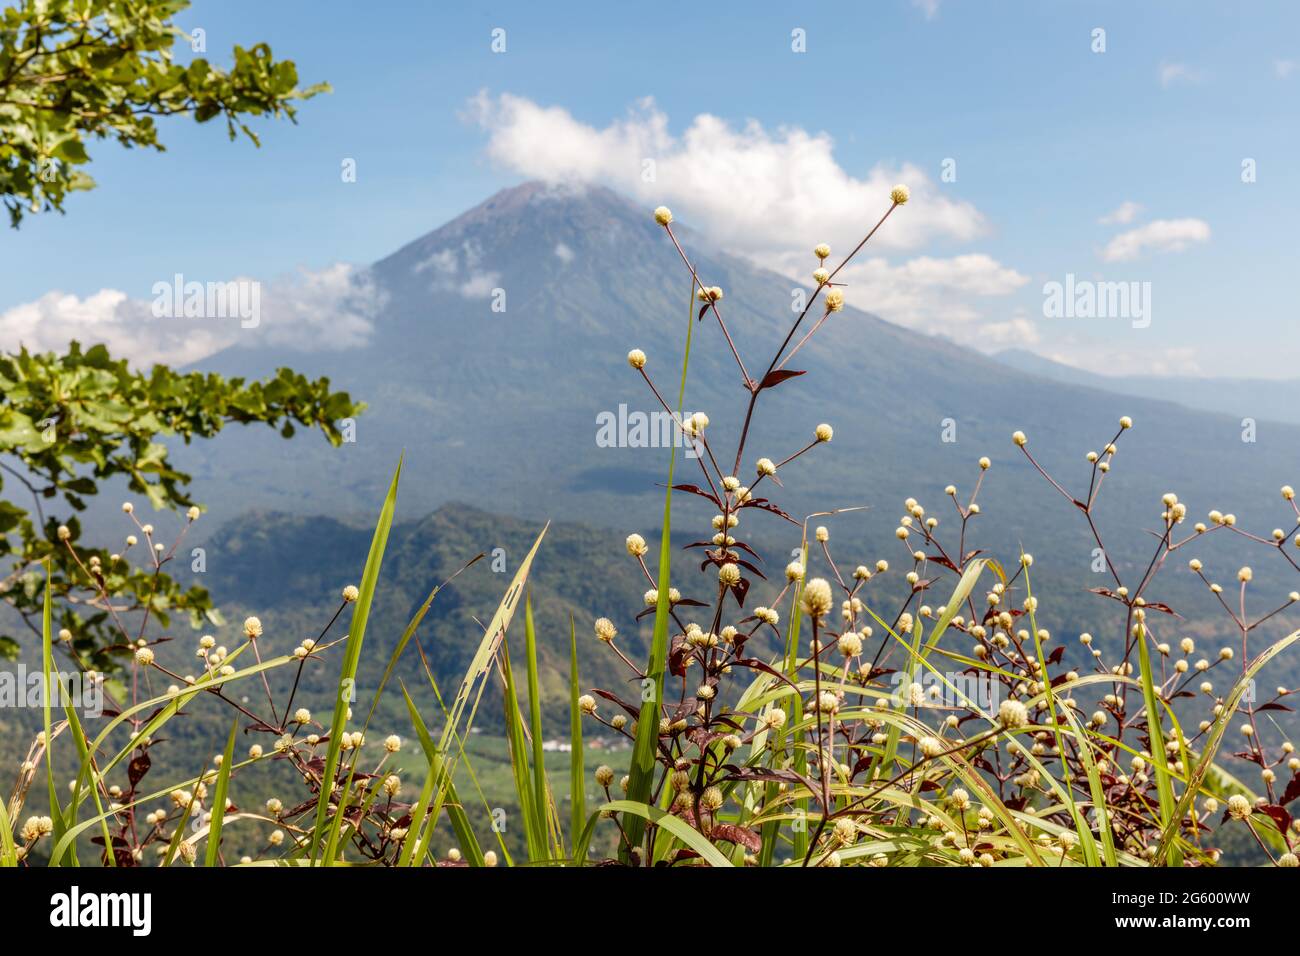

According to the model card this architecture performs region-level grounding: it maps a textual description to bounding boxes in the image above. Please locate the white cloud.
[554,242,575,263]
[827,254,1030,332]
[0,264,381,368]
[468,92,987,258]
[1099,200,1142,225]
[467,92,1029,340]
[414,239,501,298]
[1276,59,1296,78]
[1159,62,1203,87]
[911,0,941,19]
[1100,218,1210,262]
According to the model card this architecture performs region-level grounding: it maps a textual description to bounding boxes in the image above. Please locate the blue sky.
[3,0,1297,375]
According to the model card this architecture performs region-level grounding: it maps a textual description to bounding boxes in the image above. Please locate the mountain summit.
[182,183,1297,587]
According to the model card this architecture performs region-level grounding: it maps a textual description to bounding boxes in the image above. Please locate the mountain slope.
[996,347,1300,425]
[170,182,1299,626]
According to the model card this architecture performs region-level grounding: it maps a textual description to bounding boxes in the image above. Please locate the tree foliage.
[0,341,363,668]
[0,0,328,225]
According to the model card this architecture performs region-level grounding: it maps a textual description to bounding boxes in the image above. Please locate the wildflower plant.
[4,189,1299,871]
[571,188,1300,868]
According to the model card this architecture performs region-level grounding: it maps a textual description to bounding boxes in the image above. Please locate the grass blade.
[625,280,697,859]
[312,456,402,863]
[568,615,585,859]
[204,718,239,867]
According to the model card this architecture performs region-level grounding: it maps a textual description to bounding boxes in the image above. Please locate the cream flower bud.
[718,563,741,586]
[756,457,776,476]
[1226,794,1252,820]
[815,423,833,443]
[1119,416,1133,429]
[998,698,1029,730]
[1012,430,1027,446]
[653,206,673,226]
[341,585,359,602]
[890,184,910,205]
[824,288,845,312]
[243,616,263,639]
[578,695,597,715]
[625,532,647,556]
[627,348,647,369]
[918,736,943,758]
[594,617,617,642]
[802,578,834,618]
[134,647,155,666]
[384,735,402,753]
[814,243,831,260]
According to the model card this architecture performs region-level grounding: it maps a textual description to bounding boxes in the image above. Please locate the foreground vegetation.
[4,187,1299,868]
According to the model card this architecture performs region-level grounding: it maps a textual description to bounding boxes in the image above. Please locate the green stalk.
[624,280,697,858]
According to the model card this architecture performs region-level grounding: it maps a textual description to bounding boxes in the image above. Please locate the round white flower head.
[625,532,648,556]
[186,505,201,521]
[594,765,615,787]
[813,269,830,286]
[802,577,834,619]
[1238,566,1253,583]
[653,206,673,226]
[890,184,910,205]
[690,412,710,432]
[1226,794,1252,820]
[1119,416,1133,429]
[384,734,402,753]
[341,584,359,603]
[918,736,943,758]
[756,457,776,477]
[785,561,805,582]
[1283,485,1296,500]
[824,288,845,312]
[998,698,1029,730]
[837,632,863,657]
[815,525,829,542]
[134,647,155,667]
[718,563,741,587]
[814,243,831,260]
[815,423,834,443]
[578,694,597,715]
[594,617,617,642]
[1012,430,1027,446]
[764,708,788,730]
[627,348,647,370]
[293,707,312,724]
[122,501,134,514]
[57,525,70,541]
[243,616,263,639]
[978,456,991,470]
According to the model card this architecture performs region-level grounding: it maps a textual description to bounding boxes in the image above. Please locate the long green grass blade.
[401,683,485,866]
[625,281,697,859]
[313,456,402,863]
[204,718,239,867]
[576,800,733,867]
[523,592,556,857]
[568,615,585,858]
[1134,620,1179,866]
